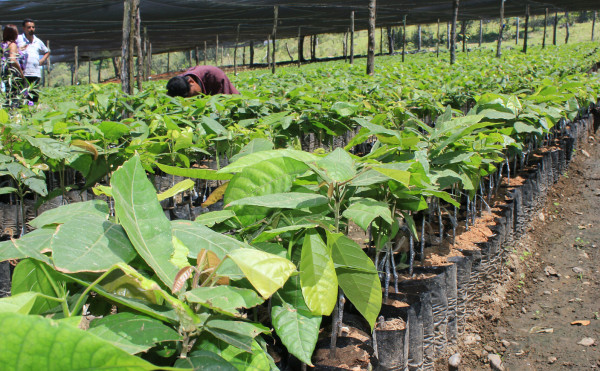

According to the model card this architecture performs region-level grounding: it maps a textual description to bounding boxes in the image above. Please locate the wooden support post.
[112,57,120,78]
[167,52,170,73]
[522,5,529,53]
[234,24,240,75]
[143,26,148,80]
[447,22,451,49]
[380,27,383,55]
[46,40,51,87]
[204,41,207,65]
[311,35,317,61]
[366,0,376,75]
[437,19,440,58]
[343,30,348,61]
[543,9,548,48]
[515,17,519,44]
[97,58,102,83]
[298,27,302,67]
[450,0,459,65]
[496,0,505,58]
[462,19,466,53]
[135,5,142,91]
[195,46,199,65]
[120,0,137,94]
[73,46,78,85]
[272,6,278,74]
[148,42,152,76]
[88,60,91,84]
[553,12,558,46]
[350,11,355,64]
[565,12,570,44]
[249,41,254,67]
[417,25,422,51]
[220,46,224,67]
[215,35,219,66]
[387,26,393,54]
[479,19,483,47]
[243,46,246,66]
[402,15,406,62]
[592,11,596,41]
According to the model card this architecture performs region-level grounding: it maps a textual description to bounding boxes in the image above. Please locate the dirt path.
[460,132,600,370]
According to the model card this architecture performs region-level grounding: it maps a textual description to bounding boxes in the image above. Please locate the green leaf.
[0,109,8,124]
[230,138,274,163]
[0,312,157,370]
[172,220,250,260]
[315,148,356,183]
[24,136,72,160]
[185,286,264,317]
[11,259,67,315]
[156,162,233,180]
[205,319,268,353]
[0,227,54,264]
[170,236,191,269]
[29,200,109,229]
[271,276,321,365]
[200,117,228,135]
[111,155,179,289]
[331,101,358,117]
[0,292,39,314]
[196,336,273,371]
[299,231,338,315]
[98,121,131,141]
[157,179,194,201]
[343,198,393,231]
[373,166,411,187]
[228,248,296,299]
[51,215,136,273]
[219,149,318,174]
[174,350,237,371]
[88,312,182,354]
[0,187,17,195]
[513,121,541,134]
[227,192,328,209]
[328,232,381,330]
[194,210,236,227]
[253,224,317,243]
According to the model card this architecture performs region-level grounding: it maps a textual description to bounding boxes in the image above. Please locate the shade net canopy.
[1,0,598,62]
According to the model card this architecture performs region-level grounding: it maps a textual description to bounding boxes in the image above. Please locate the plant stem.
[70,266,119,317]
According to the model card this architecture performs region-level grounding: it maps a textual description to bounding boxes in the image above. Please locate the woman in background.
[1,24,27,109]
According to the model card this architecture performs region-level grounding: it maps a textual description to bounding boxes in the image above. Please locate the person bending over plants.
[1,24,28,109]
[166,65,239,97]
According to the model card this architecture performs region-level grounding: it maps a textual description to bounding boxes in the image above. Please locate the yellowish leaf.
[201,182,228,208]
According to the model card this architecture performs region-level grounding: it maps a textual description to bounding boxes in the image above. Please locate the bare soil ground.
[454,133,600,370]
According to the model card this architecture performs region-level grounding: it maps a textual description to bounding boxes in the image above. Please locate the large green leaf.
[172,220,250,260]
[226,192,328,209]
[218,149,318,174]
[174,350,237,371]
[373,166,411,187]
[194,210,236,227]
[197,335,274,371]
[0,312,157,370]
[30,200,109,229]
[0,227,54,264]
[0,292,39,314]
[315,147,356,183]
[156,162,233,180]
[342,198,394,231]
[229,138,274,163]
[271,276,321,365]
[328,232,381,330]
[228,248,296,299]
[11,259,67,315]
[205,319,268,353]
[299,231,338,315]
[185,286,264,317]
[51,215,136,273]
[88,312,182,354]
[98,121,131,141]
[253,224,317,243]
[111,155,178,289]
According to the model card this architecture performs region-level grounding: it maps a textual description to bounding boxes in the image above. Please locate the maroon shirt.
[180,65,239,95]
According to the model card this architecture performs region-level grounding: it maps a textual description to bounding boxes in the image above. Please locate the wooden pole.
[543,8,548,48]
[350,11,355,64]
[195,46,199,66]
[447,22,451,49]
[120,0,137,94]
[46,40,51,87]
[215,35,219,66]
[249,41,254,67]
[97,58,102,83]
[437,19,440,58]
[565,12,570,44]
[417,25,422,51]
[462,19,466,53]
[343,30,348,61]
[312,35,317,61]
[522,5,529,53]
[88,60,91,84]
[243,46,246,66]
[267,34,271,68]
[402,15,406,62]
[167,52,170,73]
[112,57,120,79]
[128,0,136,92]
[387,26,393,54]
[204,41,207,65]
[366,0,376,75]
[592,11,596,41]
[479,19,483,47]
[135,5,143,91]
[380,27,383,55]
[553,12,557,46]
[515,17,519,45]
[73,46,78,85]
[496,0,505,58]
[298,27,302,67]
[143,27,148,80]
[272,6,278,74]
[234,24,240,75]
[450,0,459,65]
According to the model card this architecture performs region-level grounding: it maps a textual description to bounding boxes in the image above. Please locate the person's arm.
[8,43,25,77]
[39,51,50,65]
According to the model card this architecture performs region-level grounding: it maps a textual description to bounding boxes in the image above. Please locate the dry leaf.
[577,337,595,347]
[570,320,590,326]
[201,182,229,208]
[172,266,194,293]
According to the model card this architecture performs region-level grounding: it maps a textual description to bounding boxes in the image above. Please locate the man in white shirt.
[17,18,50,103]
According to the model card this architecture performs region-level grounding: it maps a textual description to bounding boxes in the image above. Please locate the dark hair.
[166,76,190,97]
[3,24,19,42]
[22,18,35,26]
